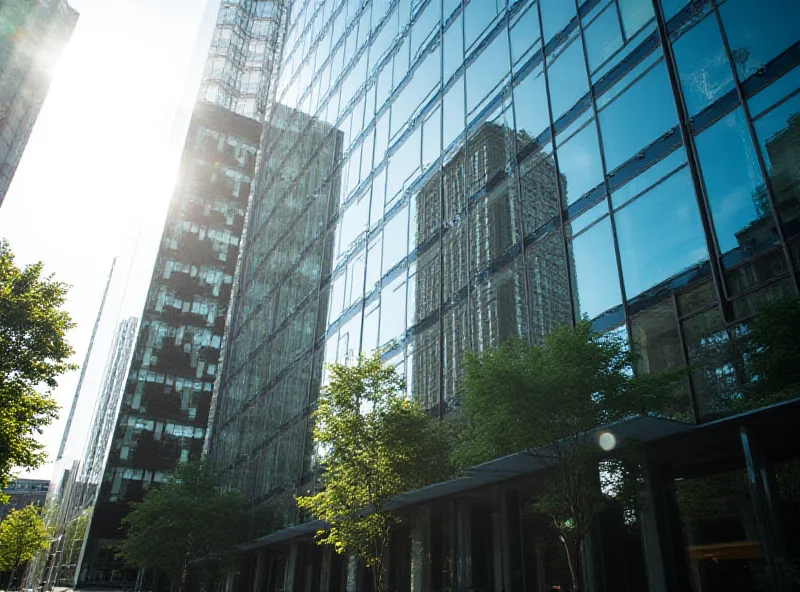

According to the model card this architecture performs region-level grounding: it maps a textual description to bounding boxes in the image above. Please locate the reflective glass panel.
[382,205,410,272]
[695,108,777,259]
[753,92,800,239]
[673,14,734,116]
[513,65,551,142]
[615,169,708,298]
[443,76,465,148]
[618,0,655,39]
[611,146,687,209]
[510,2,541,65]
[526,230,573,343]
[540,0,576,44]
[556,120,604,205]
[547,37,589,122]
[466,31,510,114]
[443,14,464,82]
[570,217,622,319]
[599,61,678,171]
[585,3,623,72]
[464,0,503,49]
[719,0,800,82]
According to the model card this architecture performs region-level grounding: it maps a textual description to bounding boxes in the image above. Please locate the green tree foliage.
[0,241,75,497]
[745,296,800,407]
[116,460,245,592]
[0,505,50,588]
[297,354,452,592]
[456,321,681,592]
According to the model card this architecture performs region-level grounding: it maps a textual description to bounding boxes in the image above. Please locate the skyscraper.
[0,0,77,206]
[208,0,800,590]
[76,2,286,587]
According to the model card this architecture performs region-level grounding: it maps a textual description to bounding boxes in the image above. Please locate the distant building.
[76,2,288,588]
[0,0,77,206]
[0,479,49,521]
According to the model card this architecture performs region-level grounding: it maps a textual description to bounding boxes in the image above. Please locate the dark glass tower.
[77,2,286,587]
[0,0,77,206]
[207,0,800,590]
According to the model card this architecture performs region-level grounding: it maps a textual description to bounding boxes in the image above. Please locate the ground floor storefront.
[230,402,800,592]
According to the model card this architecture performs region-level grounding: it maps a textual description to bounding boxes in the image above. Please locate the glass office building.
[211,0,800,590]
[0,0,77,206]
[75,1,286,587]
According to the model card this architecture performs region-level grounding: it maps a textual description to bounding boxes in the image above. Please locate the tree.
[744,295,800,408]
[297,354,452,592]
[0,240,75,496]
[0,505,50,589]
[116,460,245,592]
[456,321,681,592]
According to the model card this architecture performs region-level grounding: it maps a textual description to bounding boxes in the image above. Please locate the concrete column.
[346,554,360,592]
[410,507,431,592]
[456,503,472,589]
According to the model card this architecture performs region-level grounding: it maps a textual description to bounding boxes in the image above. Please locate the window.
[673,14,734,116]
[383,205,410,272]
[443,76,466,149]
[695,108,777,262]
[540,0,576,44]
[753,91,800,241]
[556,119,604,205]
[379,275,407,344]
[584,3,623,73]
[570,217,622,319]
[510,3,541,65]
[466,31,510,114]
[718,0,800,82]
[599,61,678,171]
[615,168,708,298]
[618,0,654,39]
[443,14,463,82]
[546,37,589,123]
[464,0,503,49]
[513,64,551,143]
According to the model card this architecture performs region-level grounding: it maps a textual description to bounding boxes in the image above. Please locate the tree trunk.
[8,561,19,591]
[563,538,582,592]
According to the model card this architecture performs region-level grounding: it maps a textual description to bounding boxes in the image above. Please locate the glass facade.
[0,0,78,206]
[210,0,800,525]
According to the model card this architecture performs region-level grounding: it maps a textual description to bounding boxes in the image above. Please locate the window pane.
[443,76,465,149]
[383,205,410,272]
[510,3,541,65]
[379,275,407,344]
[547,37,588,122]
[615,169,708,298]
[466,32,510,114]
[585,4,623,73]
[753,92,800,240]
[513,65,550,142]
[443,14,463,82]
[611,146,687,209]
[719,0,800,82]
[464,0,503,49]
[540,0,576,44]
[695,108,777,261]
[519,146,562,232]
[673,14,734,116]
[556,119,604,205]
[526,230,573,342]
[618,0,655,39]
[570,217,622,319]
[599,61,678,171]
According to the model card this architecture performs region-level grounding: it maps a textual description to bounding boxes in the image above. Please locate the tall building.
[75,2,287,587]
[209,0,800,590]
[0,0,77,206]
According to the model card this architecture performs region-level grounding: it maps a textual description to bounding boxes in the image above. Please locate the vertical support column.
[456,503,472,590]
[740,426,792,591]
[319,547,332,592]
[346,554,360,592]
[639,462,689,592]
[285,543,298,592]
[252,551,265,592]
[492,508,504,592]
[225,571,236,592]
[410,507,431,592]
